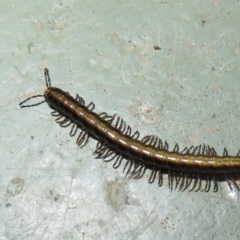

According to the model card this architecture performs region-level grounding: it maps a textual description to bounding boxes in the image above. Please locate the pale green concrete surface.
[1,1,240,239]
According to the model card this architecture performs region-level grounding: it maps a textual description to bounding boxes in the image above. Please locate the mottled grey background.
[1,0,240,239]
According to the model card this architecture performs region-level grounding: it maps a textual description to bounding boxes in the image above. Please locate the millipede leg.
[194,178,202,192]
[213,179,218,192]
[76,94,85,105]
[113,155,123,169]
[158,171,163,187]
[189,177,198,192]
[86,101,95,111]
[149,169,157,184]
[70,124,78,136]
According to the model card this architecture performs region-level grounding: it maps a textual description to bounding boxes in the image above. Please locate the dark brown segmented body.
[19,69,240,192]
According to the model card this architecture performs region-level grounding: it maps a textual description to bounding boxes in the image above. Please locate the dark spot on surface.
[201,20,206,27]
[27,42,34,54]
[154,46,161,50]
[54,194,61,202]
[212,66,216,71]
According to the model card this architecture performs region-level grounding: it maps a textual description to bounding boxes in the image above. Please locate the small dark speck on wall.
[154,46,161,50]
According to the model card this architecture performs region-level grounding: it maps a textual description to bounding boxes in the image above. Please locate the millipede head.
[19,68,52,108]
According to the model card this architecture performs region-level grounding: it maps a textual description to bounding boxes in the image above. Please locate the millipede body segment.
[19,68,240,192]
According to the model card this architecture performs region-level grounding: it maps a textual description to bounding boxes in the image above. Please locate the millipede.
[19,68,240,193]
